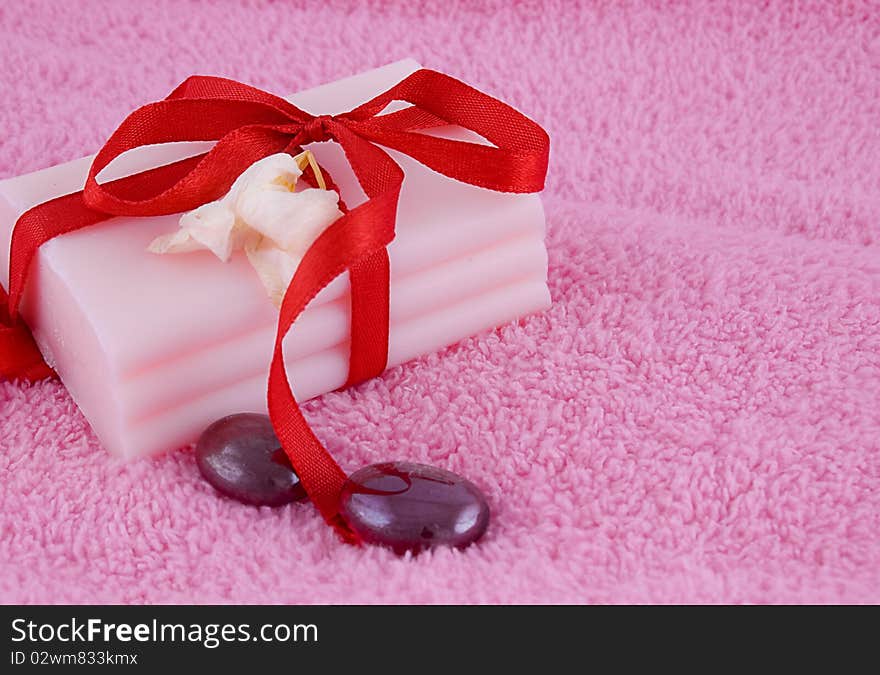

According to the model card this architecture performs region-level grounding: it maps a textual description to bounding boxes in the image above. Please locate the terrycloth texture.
[1,0,879,604]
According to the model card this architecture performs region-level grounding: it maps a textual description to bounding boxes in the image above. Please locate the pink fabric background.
[2,0,879,604]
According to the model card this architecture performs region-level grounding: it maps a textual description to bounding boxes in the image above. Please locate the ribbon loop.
[83,125,293,217]
[350,70,549,193]
[166,75,312,122]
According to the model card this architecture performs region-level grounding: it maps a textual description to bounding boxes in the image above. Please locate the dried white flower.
[148,151,342,306]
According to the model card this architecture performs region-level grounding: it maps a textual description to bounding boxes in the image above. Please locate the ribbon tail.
[267,128,403,541]
[0,286,54,381]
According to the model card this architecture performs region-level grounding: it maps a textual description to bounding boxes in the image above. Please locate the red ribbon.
[1,69,549,542]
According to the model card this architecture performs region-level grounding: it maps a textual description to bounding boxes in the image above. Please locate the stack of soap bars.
[0,59,550,458]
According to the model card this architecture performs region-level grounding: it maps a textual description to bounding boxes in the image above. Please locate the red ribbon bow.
[0,68,549,542]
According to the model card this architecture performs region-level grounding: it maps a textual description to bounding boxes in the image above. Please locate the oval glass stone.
[195,413,307,507]
[339,462,490,554]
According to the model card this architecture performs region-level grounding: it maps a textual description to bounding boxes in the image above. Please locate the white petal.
[227,153,303,207]
[244,239,301,307]
[236,188,342,254]
[177,201,240,261]
[147,228,204,255]
[148,152,340,306]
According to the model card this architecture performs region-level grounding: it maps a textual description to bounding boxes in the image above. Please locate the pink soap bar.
[0,59,550,458]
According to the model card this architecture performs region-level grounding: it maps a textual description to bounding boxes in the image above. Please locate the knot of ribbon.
[302,115,334,144]
[0,68,549,543]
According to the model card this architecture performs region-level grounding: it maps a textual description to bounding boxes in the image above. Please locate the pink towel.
[1,0,878,604]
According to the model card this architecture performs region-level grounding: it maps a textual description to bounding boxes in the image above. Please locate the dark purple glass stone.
[195,413,307,507]
[340,462,490,554]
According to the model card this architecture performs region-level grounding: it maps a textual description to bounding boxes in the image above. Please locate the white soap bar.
[0,59,550,457]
